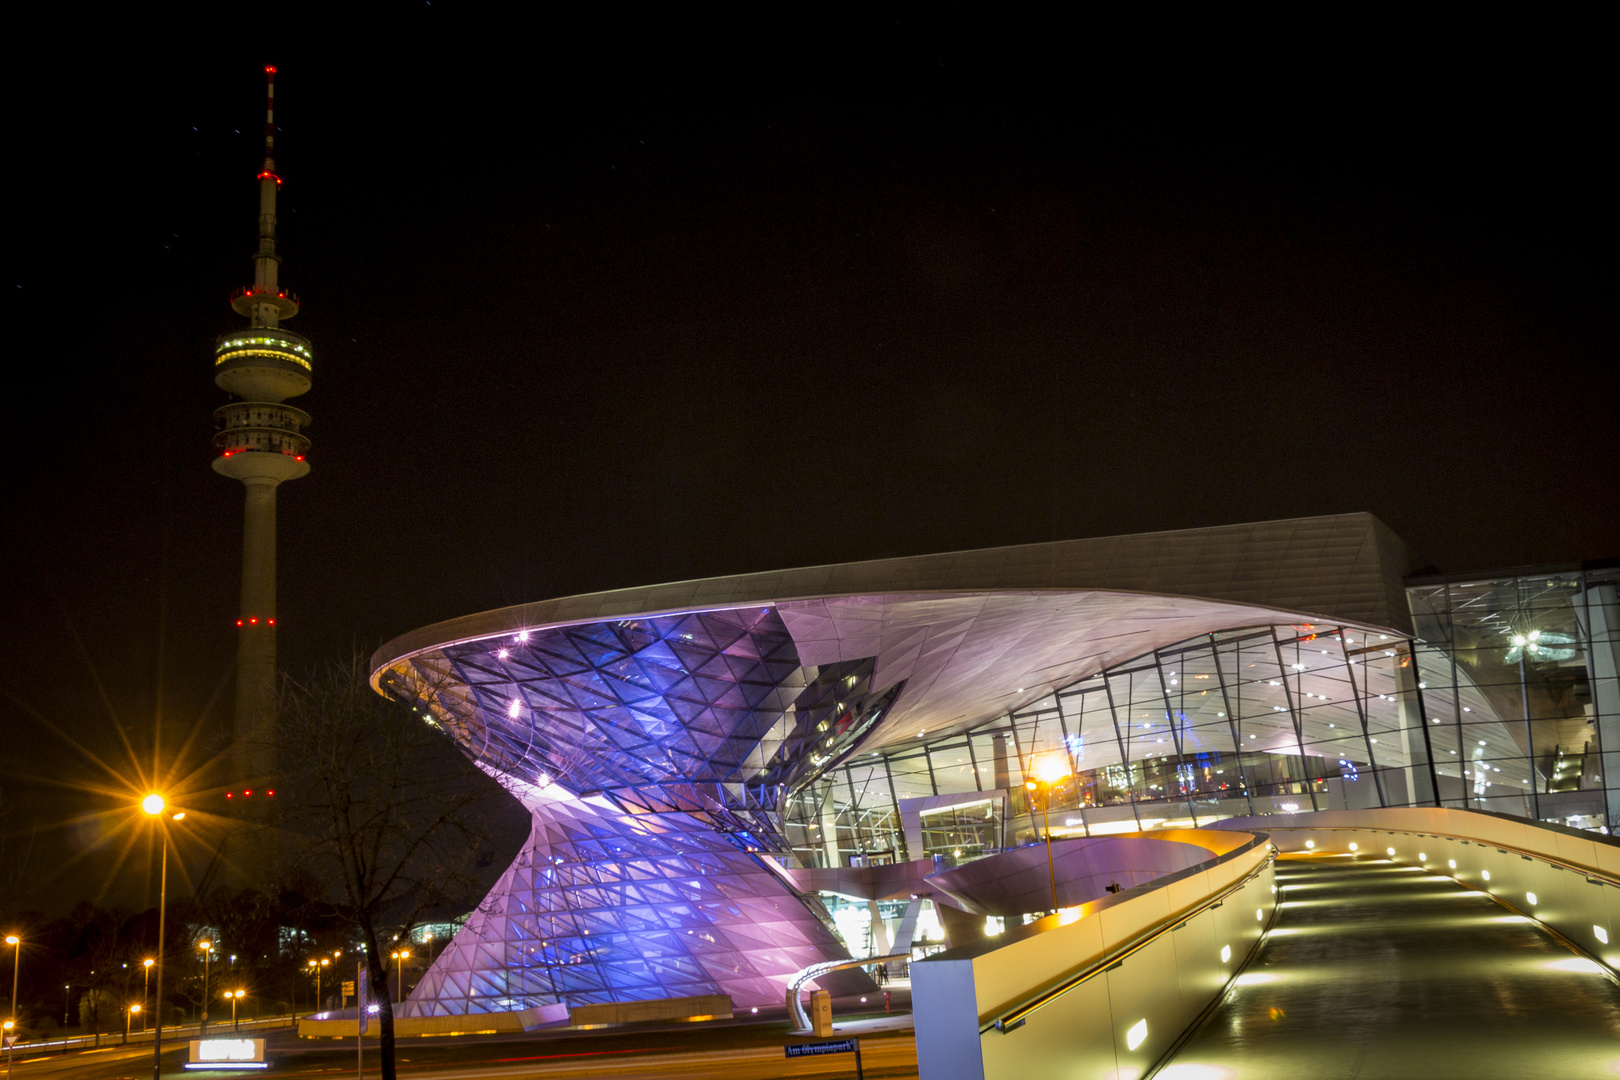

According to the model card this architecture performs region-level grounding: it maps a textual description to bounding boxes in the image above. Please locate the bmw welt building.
[368,513,1619,1016]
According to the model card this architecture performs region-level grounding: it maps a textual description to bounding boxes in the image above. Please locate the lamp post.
[228,991,245,1033]
[125,1005,140,1044]
[1024,755,1073,914]
[198,941,213,1037]
[4,939,18,1055]
[5,933,19,1076]
[355,959,365,1080]
[142,960,153,1032]
[308,959,329,1013]
[141,794,180,1080]
[389,951,411,1004]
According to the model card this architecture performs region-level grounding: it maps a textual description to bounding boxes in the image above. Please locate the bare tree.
[61,904,131,1047]
[273,654,518,1080]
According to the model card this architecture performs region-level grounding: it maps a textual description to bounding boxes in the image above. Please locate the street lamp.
[125,1004,141,1043]
[4,935,18,1080]
[198,941,213,1036]
[1025,754,1073,914]
[141,793,180,1080]
[306,959,329,1013]
[141,960,153,1032]
[227,991,245,1033]
[143,803,188,1080]
[389,951,411,1004]
[142,793,189,1080]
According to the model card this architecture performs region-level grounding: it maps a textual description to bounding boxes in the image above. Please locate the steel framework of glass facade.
[381,607,890,1014]
[1408,565,1619,828]
[783,566,1620,870]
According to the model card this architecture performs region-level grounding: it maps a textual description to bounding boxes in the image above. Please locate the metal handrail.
[786,953,911,1031]
[982,837,1273,1035]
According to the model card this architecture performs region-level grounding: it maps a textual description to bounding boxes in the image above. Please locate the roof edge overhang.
[368,585,1404,696]
[370,513,1422,684]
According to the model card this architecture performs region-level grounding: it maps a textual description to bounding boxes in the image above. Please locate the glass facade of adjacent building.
[1408,564,1619,829]
[782,565,1620,871]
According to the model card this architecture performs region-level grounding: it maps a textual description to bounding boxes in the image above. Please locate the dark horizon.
[5,22,1615,916]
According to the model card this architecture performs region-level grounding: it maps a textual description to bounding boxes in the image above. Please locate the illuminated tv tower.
[211,65,310,787]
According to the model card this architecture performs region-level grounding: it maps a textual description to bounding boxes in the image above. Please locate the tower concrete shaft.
[212,65,311,788]
[232,478,280,780]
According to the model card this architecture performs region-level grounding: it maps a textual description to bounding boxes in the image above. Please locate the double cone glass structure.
[370,513,1619,1016]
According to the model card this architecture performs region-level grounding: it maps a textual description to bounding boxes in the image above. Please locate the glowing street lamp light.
[389,951,412,1003]
[139,793,187,1080]
[125,1004,141,1043]
[197,941,214,1036]
[5,934,20,1080]
[141,960,154,1032]
[1025,753,1073,914]
[307,959,331,1013]
[227,990,245,1033]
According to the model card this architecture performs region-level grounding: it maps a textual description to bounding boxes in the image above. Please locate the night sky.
[6,19,1615,912]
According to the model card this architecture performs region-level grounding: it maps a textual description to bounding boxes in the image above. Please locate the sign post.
[356,961,365,1080]
[784,1038,862,1078]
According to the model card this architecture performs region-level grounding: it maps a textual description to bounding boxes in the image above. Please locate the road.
[9,1014,916,1080]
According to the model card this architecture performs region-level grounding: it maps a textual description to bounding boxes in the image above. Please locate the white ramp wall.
[912,831,1274,1080]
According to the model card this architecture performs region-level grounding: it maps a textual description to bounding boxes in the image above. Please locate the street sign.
[786,1037,862,1077]
[341,981,355,996]
[185,1038,268,1070]
[3,1034,17,1048]
[785,1039,856,1058]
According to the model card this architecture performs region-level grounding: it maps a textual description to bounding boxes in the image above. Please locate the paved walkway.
[1160,854,1620,1079]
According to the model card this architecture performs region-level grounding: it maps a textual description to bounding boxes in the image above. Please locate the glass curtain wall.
[1408,565,1619,831]
[783,569,1619,871]
[784,621,1450,868]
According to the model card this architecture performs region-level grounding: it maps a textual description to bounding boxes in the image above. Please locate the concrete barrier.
[297,1003,566,1038]
[297,995,731,1038]
[912,830,1275,1080]
[567,994,733,1029]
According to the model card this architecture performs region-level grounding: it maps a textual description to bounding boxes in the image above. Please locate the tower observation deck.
[212,66,309,788]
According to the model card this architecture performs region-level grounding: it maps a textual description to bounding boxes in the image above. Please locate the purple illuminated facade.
[377,608,891,1013]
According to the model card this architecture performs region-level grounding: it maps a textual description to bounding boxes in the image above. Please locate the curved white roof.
[372,513,1420,751]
